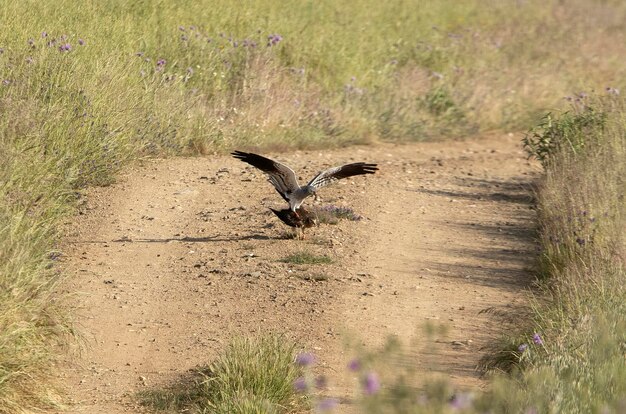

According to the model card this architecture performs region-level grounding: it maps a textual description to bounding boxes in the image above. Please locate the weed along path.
[57,135,537,413]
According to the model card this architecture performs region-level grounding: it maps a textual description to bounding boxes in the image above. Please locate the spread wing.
[307,162,378,190]
[231,151,301,201]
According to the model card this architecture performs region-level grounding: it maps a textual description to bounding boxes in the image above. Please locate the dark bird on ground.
[269,207,318,238]
[232,150,378,214]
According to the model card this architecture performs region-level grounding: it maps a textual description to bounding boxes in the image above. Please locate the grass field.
[0,0,625,412]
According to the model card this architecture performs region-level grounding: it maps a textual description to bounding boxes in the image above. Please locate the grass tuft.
[141,335,306,413]
[280,252,333,265]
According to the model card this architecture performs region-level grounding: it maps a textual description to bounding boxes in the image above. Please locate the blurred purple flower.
[26,57,34,64]
[316,398,338,412]
[450,392,473,410]
[267,33,283,46]
[363,372,380,395]
[533,333,543,345]
[348,358,361,372]
[135,51,144,57]
[41,31,48,38]
[2,79,10,86]
[58,43,71,52]
[178,26,185,31]
[293,376,308,392]
[156,58,166,66]
[296,352,316,367]
[28,38,35,46]
[576,238,586,246]
[189,25,196,31]
[518,343,528,352]
[78,39,85,46]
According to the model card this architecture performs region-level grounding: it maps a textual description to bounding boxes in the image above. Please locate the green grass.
[141,336,306,413]
[279,252,333,265]
[0,0,625,411]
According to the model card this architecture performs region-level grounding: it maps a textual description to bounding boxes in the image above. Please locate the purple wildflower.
[189,25,196,31]
[576,238,586,246]
[267,33,283,46]
[78,39,85,46]
[348,358,361,372]
[316,398,338,412]
[295,352,316,367]
[178,26,185,31]
[2,80,10,86]
[41,31,48,38]
[362,371,381,395]
[533,333,543,345]
[450,392,473,410]
[293,376,308,392]
[518,343,528,352]
[28,38,35,46]
[26,57,34,64]
[156,58,166,66]
[58,43,71,52]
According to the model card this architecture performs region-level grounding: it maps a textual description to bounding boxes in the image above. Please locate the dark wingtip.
[231,150,248,159]
[357,163,379,174]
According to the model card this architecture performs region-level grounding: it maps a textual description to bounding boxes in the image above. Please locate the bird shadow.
[70,233,278,244]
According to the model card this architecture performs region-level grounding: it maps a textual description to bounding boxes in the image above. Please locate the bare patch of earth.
[56,135,538,413]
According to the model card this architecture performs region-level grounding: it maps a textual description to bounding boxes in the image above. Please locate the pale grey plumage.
[231,151,378,212]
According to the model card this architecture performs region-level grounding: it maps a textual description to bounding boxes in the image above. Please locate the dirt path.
[57,135,537,412]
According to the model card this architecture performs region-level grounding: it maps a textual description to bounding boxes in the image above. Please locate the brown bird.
[269,207,318,239]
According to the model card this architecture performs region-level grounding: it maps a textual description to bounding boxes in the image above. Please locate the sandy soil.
[56,134,538,413]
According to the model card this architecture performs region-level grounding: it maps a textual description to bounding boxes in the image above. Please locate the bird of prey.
[232,151,378,214]
[269,207,318,239]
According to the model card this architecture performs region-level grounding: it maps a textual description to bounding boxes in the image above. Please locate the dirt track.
[57,134,538,412]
